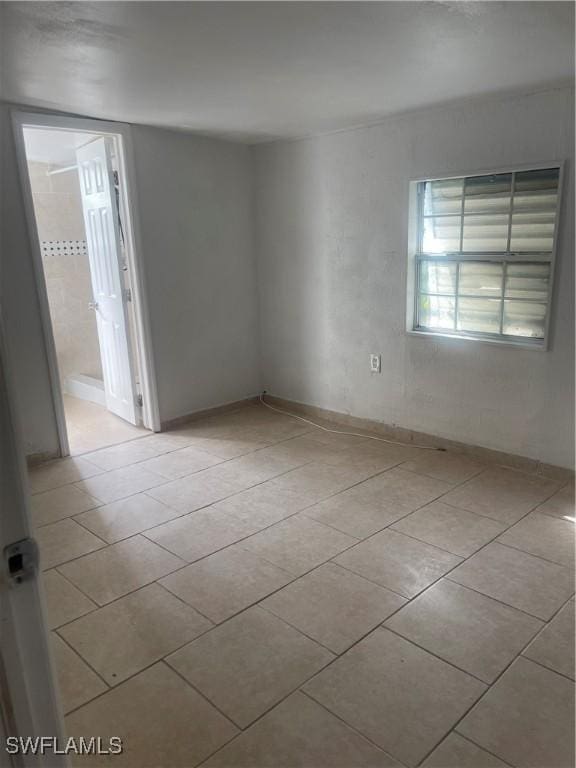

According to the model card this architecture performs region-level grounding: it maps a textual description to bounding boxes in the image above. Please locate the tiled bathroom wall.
[28,161,103,384]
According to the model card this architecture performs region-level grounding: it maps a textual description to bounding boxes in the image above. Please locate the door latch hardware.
[123,288,132,303]
[136,393,143,408]
[3,538,38,587]
[88,301,99,311]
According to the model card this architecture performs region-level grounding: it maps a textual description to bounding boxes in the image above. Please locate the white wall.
[254,86,575,468]
[0,103,61,459]
[131,125,260,424]
[1,105,260,456]
[3,86,574,468]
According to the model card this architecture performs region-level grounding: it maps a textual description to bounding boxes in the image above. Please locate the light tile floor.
[28,403,575,768]
[64,395,149,455]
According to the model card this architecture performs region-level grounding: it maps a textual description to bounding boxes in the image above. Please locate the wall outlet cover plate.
[370,354,381,373]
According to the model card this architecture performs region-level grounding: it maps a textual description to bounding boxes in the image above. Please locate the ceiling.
[1,2,574,144]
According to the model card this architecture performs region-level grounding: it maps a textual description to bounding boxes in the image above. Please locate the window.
[411,166,562,347]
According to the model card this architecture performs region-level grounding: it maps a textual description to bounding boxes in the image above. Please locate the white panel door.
[76,138,138,424]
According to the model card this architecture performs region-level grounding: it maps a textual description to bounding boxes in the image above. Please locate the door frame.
[11,110,161,456]
[0,307,69,766]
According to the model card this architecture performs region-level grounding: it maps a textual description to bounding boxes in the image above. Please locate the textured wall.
[254,86,575,468]
[0,104,60,458]
[28,160,103,384]
[3,107,261,456]
[4,87,574,467]
[131,125,261,423]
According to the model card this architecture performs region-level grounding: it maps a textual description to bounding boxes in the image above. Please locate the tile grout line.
[36,405,574,766]
[442,573,552,629]
[170,639,341,739]
[494,537,575,569]
[385,525,472,558]
[291,538,509,706]
[31,414,314,501]
[45,568,99,625]
[230,468,546,761]
[153,581,217,626]
[414,594,576,766]
[48,534,179,587]
[67,426,156,458]
[53,435,569,657]
[134,457,441,564]
[35,447,390,540]
[33,415,556,546]
[52,630,111,695]
[58,588,574,754]
[283,470,574,764]
[256,603,344,657]
[379,624,496,686]
[31,402,573,484]
[135,494,359,572]
[64,409,576,488]
[46,452,571,631]
[65,402,301,459]
[54,530,370,689]
[53,547,188,607]
[62,577,337,727]
[160,563,299,627]
[75,437,361,541]
[298,688,413,767]
[443,573,572,622]
[162,659,243,734]
[50,492,340,613]
[198,683,411,768]
[518,592,576,681]
[33,498,103,530]
[57,497,456,741]
[41,446,329,576]
[68,496,183,541]
[31,406,562,513]
[517,653,576,684]
[75,416,315,476]
[62,650,242,736]
[62,619,234,722]
[323,465,527,601]
[434,731,515,767]
[435,487,565,526]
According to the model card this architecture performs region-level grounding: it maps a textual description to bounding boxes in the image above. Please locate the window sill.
[406,328,548,351]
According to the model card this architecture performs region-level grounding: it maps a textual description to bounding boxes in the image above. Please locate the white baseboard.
[64,374,106,407]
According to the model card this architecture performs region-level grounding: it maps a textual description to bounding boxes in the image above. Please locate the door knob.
[88,301,99,311]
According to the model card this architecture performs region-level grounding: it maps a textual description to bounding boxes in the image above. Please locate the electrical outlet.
[370,354,381,373]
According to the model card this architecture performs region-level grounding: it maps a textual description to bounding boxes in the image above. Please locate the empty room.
[0,2,574,768]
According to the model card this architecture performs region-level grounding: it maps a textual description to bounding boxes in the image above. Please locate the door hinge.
[3,538,38,587]
[123,288,132,302]
[136,393,143,408]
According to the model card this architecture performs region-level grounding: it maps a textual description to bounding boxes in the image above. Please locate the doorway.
[13,113,160,456]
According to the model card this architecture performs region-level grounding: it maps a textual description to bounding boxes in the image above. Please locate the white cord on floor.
[259,393,444,452]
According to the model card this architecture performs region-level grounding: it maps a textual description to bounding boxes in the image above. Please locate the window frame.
[406,161,565,351]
